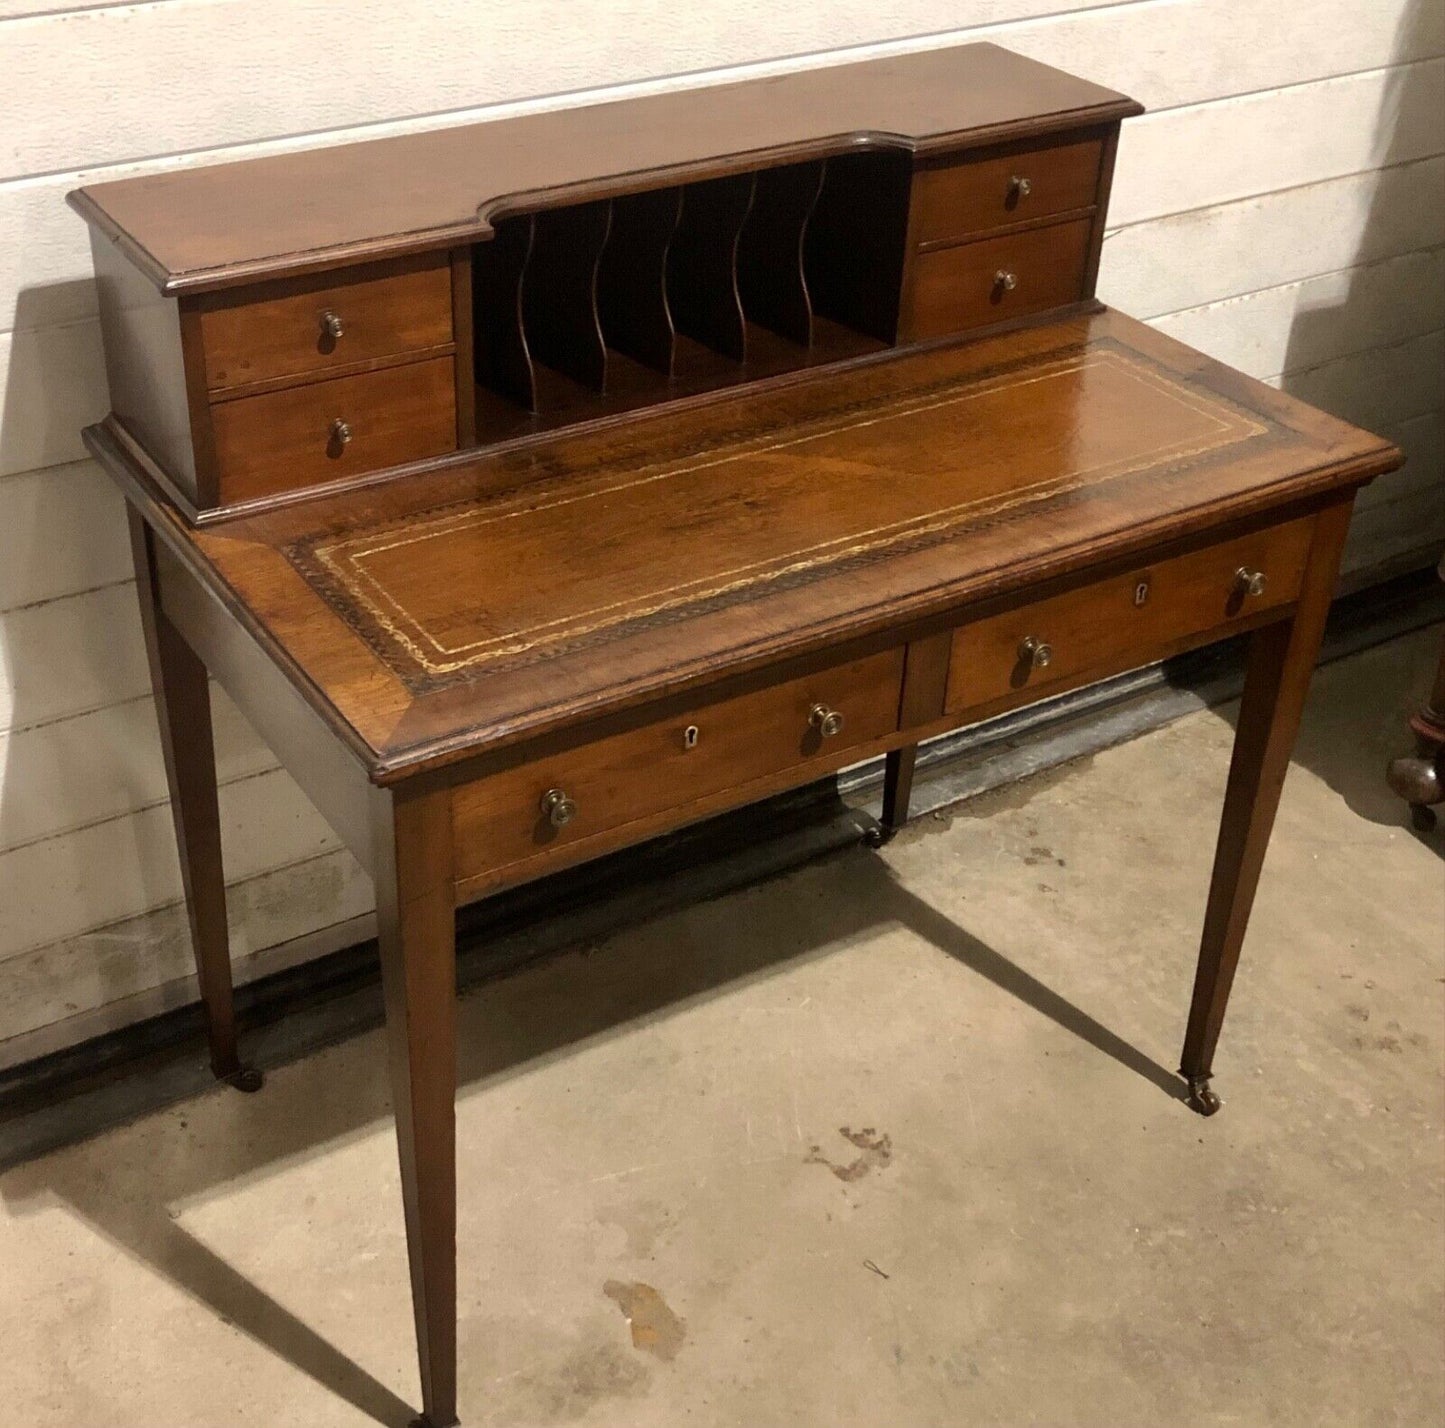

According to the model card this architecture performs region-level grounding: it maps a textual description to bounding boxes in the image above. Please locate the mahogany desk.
[70,45,1401,1427]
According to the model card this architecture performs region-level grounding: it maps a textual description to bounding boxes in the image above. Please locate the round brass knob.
[1009,175,1033,200]
[329,418,353,448]
[1019,636,1053,669]
[320,309,345,340]
[1234,567,1268,598]
[810,704,844,738]
[994,269,1018,293]
[540,788,577,828]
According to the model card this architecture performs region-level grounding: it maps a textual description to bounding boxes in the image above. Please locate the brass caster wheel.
[225,1065,265,1093]
[1410,803,1438,833]
[1185,1075,1222,1116]
[864,822,897,849]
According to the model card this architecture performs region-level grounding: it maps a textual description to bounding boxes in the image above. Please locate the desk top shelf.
[70,44,1137,292]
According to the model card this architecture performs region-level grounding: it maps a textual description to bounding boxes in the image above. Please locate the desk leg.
[127,508,258,1090]
[1180,501,1353,1114]
[881,746,918,831]
[373,785,459,1428]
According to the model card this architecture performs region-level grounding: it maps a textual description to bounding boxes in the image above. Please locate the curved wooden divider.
[523,199,613,398]
[473,215,536,411]
[805,148,913,344]
[598,187,683,376]
[738,159,826,347]
[471,149,905,434]
[667,172,756,363]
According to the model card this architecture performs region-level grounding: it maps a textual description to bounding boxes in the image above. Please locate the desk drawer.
[945,519,1316,717]
[903,218,1091,341]
[453,648,905,889]
[210,356,456,503]
[912,137,1103,246]
[198,254,453,391]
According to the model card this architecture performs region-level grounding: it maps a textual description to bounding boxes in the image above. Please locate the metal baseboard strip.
[2,568,1440,1167]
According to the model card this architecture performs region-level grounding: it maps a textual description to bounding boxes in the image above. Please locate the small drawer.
[912,137,1103,247]
[945,520,1316,718]
[210,356,457,503]
[452,648,906,890]
[198,255,453,390]
[903,217,1091,341]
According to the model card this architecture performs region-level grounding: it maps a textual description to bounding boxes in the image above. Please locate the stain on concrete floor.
[806,1126,894,1183]
[603,1281,686,1361]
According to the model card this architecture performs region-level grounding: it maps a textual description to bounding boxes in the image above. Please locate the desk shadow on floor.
[0,843,1186,1424]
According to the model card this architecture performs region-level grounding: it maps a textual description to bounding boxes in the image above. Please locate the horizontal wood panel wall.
[0,0,1441,1064]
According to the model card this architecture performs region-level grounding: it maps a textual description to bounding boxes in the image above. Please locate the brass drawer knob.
[994,268,1018,293]
[1234,567,1268,598]
[1009,175,1033,201]
[320,309,345,340]
[540,788,577,828]
[329,417,353,450]
[1019,635,1053,669]
[809,703,844,738]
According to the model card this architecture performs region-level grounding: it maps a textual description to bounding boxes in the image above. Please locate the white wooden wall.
[1,1,1441,1066]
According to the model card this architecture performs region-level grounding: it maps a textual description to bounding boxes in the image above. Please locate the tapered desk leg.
[127,508,259,1090]
[373,785,459,1428]
[1180,501,1353,1115]
[881,746,918,832]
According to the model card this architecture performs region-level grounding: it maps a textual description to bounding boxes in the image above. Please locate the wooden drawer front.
[210,357,456,502]
[904,218,1090,341]
[453,649,905,888]
[199,255,453,390]
[945,520,1316,716]
[912,138,1102,246]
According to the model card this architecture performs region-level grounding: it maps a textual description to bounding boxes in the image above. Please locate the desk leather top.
[101,310,1399,781]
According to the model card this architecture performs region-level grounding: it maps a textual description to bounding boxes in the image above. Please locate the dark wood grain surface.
[901,216,1092,339]
[69,45,1140,294]
[944,516,1316,716]
[911,134,1103,245]
[208,355,458,503]
[197,252,453,391]
[451,647,903,892]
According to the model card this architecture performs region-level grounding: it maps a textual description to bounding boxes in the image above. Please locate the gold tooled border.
[303,347,1267,679]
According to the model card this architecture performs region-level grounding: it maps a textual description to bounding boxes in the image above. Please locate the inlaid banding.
[289,344,1272,689]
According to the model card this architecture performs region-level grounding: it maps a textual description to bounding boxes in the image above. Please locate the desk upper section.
[72,44,1144,521]
[94,311,1399,782]
[69,44,1138,293]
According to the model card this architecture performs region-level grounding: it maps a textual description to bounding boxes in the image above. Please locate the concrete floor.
[1,627,1441,1428]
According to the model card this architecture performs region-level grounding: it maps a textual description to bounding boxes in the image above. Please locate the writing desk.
[71,45,1400,1427]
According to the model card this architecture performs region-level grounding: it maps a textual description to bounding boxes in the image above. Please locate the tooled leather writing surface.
[162,310,1394,777]
[293,343,1267,688]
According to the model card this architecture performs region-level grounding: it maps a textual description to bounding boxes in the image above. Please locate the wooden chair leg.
[373,785,459,1428]
[1180,501,1353,1115]
[127,507,258,1089]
